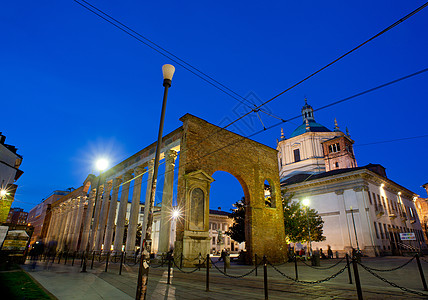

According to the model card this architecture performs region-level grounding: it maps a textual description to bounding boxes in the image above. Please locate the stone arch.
[175,114,287,263]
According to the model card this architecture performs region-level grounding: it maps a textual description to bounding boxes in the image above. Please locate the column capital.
[147,158,155,169]
[165,149,178,163]
[105,180,113,191]
[134,166,146,177]
[123,171,133,182]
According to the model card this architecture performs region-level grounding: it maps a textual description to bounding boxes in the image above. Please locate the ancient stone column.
[50,207,63,243]
[141,159,155,249]
[158,150,178,254]
[103,176,122,254]
[95,180,113,252]
[71,196,85,251]
[45,207,58,243]
[113,172,132,254]
[89,184,104,251]
[125,167,145,255]
[66,199,78,248]
[59,201,73,251]
[79,189,96,252]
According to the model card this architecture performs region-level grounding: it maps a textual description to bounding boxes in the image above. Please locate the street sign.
[399,232,416,241]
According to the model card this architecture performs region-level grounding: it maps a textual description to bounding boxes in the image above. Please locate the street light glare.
[96,159,108,171]
[172,209,180,219]
[302,198,310,206]
[0,189,7,197]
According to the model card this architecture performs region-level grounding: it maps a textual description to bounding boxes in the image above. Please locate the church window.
[293,149,301,162]
[305,112,307,118]
[335,162,339,168]
[336,143,340,151]
[383,224,389,239]
[374,222,379,239]
[368,192,372,205]
[379,223,384,239]
[329,145,333,153]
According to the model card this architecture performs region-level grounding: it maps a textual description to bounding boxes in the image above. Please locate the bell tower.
[321,119,357,171]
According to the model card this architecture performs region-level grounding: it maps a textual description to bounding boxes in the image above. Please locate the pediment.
[184,169,215,183]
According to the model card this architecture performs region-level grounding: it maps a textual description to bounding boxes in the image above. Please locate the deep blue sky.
[1,1,427,212]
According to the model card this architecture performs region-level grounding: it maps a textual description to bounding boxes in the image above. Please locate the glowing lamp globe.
[302,198,310,207]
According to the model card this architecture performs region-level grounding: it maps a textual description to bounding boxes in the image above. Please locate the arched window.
[264,179,276,208]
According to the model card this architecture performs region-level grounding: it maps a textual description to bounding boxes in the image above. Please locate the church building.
[279,100,426,257]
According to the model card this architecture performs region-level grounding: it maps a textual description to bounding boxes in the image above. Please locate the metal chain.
[360,256,415,272]
[358,261,428,297]
[300,257,346,270]
[209,258,259,278]
[172,258,200,273]
[110,255,121,263]
[267,260,348,284]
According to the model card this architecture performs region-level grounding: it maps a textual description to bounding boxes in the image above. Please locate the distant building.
[414,183,428,242]
[6,207,28,225]
[0,132,23,223]
[208,208,245,254]
[280,100,425,257]
[27,190,71,245]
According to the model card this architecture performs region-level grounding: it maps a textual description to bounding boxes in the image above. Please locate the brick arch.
[175,114,287,263]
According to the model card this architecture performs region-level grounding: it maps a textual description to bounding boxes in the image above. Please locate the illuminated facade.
[280,101,425,256]
[0,132,23,223]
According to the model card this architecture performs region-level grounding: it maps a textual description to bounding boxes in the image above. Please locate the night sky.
[2,1,427,213]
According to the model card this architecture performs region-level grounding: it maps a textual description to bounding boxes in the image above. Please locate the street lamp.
[302,198,312,257]
[136,64,175,300]
[0,189,7,198]
[350,206,360,251]
[81,158,109,272]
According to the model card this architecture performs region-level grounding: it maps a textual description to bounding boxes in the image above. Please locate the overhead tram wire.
[215,1,428,132]
[72,0,428,171]
[105,67,428,196]
[355,135,428,147]
[73,0,284,122]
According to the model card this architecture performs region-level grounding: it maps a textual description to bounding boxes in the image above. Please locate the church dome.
[289,99,331,138]
[290,120,331,138]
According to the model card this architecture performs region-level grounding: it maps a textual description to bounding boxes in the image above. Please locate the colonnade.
[45,149,178,256]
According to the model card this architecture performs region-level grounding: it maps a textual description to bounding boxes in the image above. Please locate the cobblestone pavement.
[23,256,428,299]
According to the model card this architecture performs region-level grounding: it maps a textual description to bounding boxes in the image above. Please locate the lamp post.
[136,64,175,300]
[350,206,360,251]
[302,198,312,257]
[81,158,108,272]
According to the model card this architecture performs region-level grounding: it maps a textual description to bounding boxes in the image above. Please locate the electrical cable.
[73,0,285,124]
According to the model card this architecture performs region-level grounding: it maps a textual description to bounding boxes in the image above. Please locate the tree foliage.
[225,197,246,243]
[282,190,325,243]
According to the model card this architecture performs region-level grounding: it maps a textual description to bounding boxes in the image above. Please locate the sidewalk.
[22,256,428,299]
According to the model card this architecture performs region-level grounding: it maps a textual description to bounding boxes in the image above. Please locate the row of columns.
[45,149,177,256]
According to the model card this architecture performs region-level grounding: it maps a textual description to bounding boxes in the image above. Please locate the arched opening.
[210,171,247,254]
[264,179,276,208]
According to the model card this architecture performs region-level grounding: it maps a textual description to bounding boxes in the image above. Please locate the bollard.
[80,252,84,267]
[206,254,210,292]
[346,253,352,284]
[294,256,299,281]
[64,252,68,265]
[180,253,183,269]
[72,251,76,266]
[255,254,258,276]
[119,252,124,275]
[198,253,201,271]
[57,252,62,264]
[105,251,110,272]
[263,256,268,300]
[91,251,95,269]
[352,257,363,300]
[167,254,172,284]
[415,254,428,291]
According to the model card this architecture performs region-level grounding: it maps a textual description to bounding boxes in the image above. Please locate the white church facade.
[279,100,426,256]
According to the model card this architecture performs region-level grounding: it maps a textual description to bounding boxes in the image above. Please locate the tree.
[226,197,246,243]
[282,190,325,243]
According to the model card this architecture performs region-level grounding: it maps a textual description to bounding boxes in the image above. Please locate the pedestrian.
[327,245,333,259]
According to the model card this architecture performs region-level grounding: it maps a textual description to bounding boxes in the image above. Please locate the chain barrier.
[151,258,166,268]
[171,258,200,273]
[267,260,348,284]
[357,261,428,297]
[300,257,346,270]
[124,258,139,266]
[420,257,428,264]
[209,258,259,279]
[360,255,415,272]
[111,255,121,263]
[97,254,107,263]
